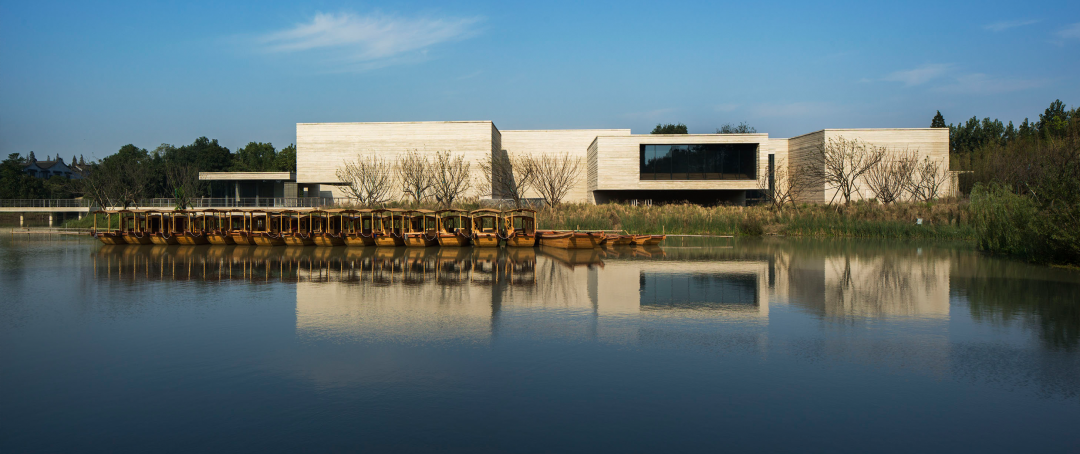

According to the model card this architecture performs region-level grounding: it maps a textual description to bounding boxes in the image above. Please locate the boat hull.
[313,234,345,247]
[437,233,471,247]
[631,235,666,246]
[207,234,235,245]
[95,233,127,245]
[284,235,315,247]
[252,235,285,247]
[344,235,375,247]
[150,234,180,245]
[404,234,438,247]
[505,234,536,248]
[176,234,209,245]
[472,234,499,248]
[540,232,600,249]
[122,234,153,245]
[374,234,405,247]
[230,233,256,245]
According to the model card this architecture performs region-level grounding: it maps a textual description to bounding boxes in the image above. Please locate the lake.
[1,236,1078,453]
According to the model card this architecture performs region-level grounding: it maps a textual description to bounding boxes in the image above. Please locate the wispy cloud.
[882,63,953,86]
[713,103,740,112]
[934,73,1046,95]
[983,19,1038,32]
[257,11,482,70]
[1056,22,1080,40]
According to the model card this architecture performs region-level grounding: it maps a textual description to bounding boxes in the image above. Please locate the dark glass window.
[639,143,757,180]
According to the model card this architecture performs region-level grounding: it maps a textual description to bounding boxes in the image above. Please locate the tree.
[83,145,154,208]
[800,136,887,205]
[865,150,917,204]
[528,152,582,206]
[931,111,946,128]
[336,153,395,205]
[757,157,811,213]
[651,123,688,134]
[479,151,536,208]
[233,142,277,172]
[166,162,205,209]
[717,122,756,134]
[430,151,471,207]
[908,156,950,202]
[398,150,434,203]
[275,144,297,172]
[27,151,36,164]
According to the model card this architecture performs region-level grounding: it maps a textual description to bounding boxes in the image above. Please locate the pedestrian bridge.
[0,198,341,226]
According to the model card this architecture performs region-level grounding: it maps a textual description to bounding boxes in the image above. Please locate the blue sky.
[2,0,1078,160]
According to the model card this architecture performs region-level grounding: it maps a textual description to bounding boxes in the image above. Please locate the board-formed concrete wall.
[786,128,950,204]
[296,121,497,199]
[501,129,630,203]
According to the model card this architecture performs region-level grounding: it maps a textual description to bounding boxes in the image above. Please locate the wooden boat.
[503,208,537,247]
[435,209,472,247]
[119,210,153,245]
[630,234,666,246]
[250,211,285,246]
[281,211,315,247]
[228,211,257,245]
[147,211,180,245]
[92,211,127,245]
[602,233,634,246]
[174,211,209,245]
[372,209,406,247]
[470,208,502,248]
[203,209,236,245]
[344,209,376,247]
[311,209,346,247]
[537,230,603,249]
[403,209,439,247]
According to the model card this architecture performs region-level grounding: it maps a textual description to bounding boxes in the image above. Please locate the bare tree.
[398,149,434,204]
[166,162,205,209]
[758,157,811,213]
[908,156,950,202]
[431,150,471,207]
[865,149,917,204]
[336,153,395,206]
[801,136,887,205]
[528,152,582,206]
[479,151,536,207]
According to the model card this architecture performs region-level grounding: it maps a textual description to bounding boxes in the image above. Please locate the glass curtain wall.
[640,144,758,180]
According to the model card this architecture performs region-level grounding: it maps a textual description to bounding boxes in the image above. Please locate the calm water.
[1,236,1078,453]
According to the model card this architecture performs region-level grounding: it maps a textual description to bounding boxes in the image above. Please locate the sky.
[1,0,1078,160]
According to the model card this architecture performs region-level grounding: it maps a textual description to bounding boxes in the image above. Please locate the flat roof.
[199,172,295,181]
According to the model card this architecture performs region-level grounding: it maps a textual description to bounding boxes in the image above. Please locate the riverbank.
[534,200,974,240]
[62,199,973,241]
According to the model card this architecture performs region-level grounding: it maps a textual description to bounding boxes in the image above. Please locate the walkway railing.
[138,197,339,208]
[0,199,92,208]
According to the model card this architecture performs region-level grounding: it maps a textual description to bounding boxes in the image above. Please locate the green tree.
[233,142,277,172]
[717,122,756,134]
[931,111,946,128]
[651,123,688,134]
[274,144,297,172]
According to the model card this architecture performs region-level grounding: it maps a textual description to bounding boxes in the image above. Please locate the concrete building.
[294,121,951,205]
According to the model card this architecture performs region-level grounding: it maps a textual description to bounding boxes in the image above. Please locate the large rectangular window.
[639,143,758,180]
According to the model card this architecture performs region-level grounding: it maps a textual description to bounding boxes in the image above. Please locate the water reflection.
[90,239,1080,354]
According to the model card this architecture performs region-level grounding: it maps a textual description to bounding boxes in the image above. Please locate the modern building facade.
[295,121,950,205]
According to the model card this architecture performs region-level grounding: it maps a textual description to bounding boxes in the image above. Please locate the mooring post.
[20,215,24,227]
[49,214,54,227]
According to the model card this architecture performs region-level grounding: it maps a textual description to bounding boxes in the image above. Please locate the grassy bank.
[534,200,974,240]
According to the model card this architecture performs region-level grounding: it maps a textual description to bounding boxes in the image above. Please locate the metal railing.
[137,197,340,208]
[0,199,92,208]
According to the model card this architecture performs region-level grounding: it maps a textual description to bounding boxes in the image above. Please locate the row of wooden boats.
[91,208,666,249]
